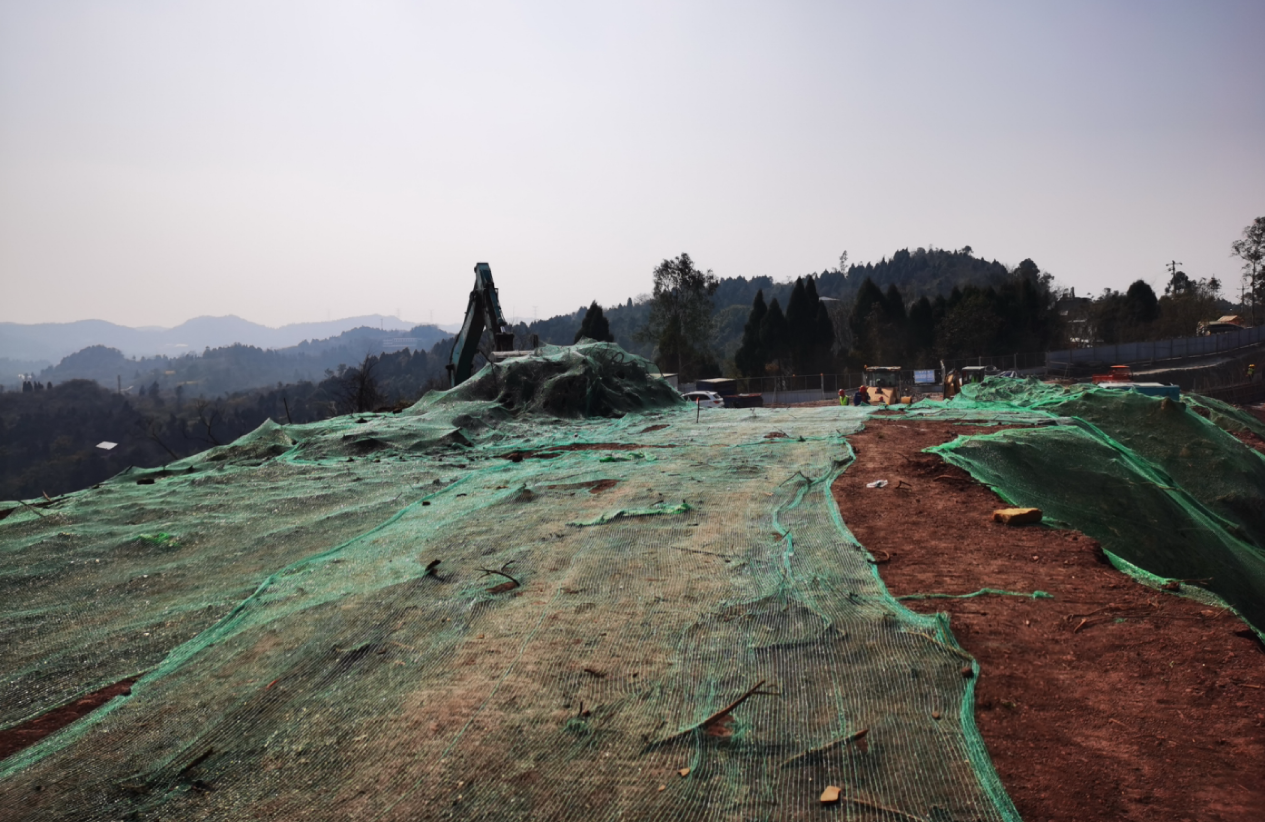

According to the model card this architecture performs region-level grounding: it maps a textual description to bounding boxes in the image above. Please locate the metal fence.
[695,354,1048,398]
[673,329,1265,400]
[1046,325,1265,367]
[691,372,936,401]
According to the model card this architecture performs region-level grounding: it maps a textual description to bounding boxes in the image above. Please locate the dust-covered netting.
[913,377,1265,634]
[1,344,1020,821]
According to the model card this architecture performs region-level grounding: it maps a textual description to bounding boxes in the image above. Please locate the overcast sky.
[2,1,1262,329]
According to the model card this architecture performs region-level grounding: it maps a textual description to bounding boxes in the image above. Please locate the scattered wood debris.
[779,728,869,769]
[993,507,1043,525]
[479,562,520,594]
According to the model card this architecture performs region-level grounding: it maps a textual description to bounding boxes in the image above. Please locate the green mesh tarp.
[1,344,1019,822]
[918,377,1265,634]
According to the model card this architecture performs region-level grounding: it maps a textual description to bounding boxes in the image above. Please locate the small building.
[694,377,738,396]
[1198,315,1250,335]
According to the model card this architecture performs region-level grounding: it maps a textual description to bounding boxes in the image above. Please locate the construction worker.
[854,384,870,406]
[1249,363,1256,381]
[837,388,849,406]
[944,370,959,400]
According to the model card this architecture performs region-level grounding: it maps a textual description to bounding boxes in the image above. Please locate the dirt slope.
[836,417,1265,822]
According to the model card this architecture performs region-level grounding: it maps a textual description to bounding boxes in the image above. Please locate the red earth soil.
[0,678,138,762]
[835,417,1265,822]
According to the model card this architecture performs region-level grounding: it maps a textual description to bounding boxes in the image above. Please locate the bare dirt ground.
[1233,405,1265,454]
[836,416,1265,822]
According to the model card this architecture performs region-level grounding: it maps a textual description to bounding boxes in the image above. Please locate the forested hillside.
[519,247,1037,372]
[3,245,1242,501]
[19,325,455,397]
[9,248,1063,396]
[0,346,445,500]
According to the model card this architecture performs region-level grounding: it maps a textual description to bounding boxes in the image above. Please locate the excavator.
[446,262,519,387]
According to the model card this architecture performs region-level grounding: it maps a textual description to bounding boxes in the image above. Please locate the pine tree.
[848,278,887,363]
[810,303,835,371]
[784,278,810,373]
[884,284,907,324]
[734,289,769,377]
[800,277,830,372]
[760,298,790,372]
[575,302,615,343]
[908,296,936,355]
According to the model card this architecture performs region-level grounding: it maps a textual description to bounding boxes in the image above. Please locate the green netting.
[1183,393,1265,441]
[1,344,1020,822]
[922,376,1265,634]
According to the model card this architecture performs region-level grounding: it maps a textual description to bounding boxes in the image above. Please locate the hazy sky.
[2,1,1262,328]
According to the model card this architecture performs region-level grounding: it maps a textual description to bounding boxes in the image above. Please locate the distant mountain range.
[2,247,1045,389]
[0,314,442,365]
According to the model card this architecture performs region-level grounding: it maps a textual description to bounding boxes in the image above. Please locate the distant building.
[1057,288,1092,346]
[1198,315,1251,335]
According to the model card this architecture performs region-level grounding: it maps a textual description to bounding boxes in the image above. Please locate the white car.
[681,390,725,408]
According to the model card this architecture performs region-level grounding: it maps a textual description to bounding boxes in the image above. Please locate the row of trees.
[1088,275,1222,345]
[846,259,1063,367]
[628,223,1262,377]
[582,248,1079,378]
[733,278,835,376]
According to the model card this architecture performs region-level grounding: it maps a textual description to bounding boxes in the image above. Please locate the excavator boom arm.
[446,263,515,387]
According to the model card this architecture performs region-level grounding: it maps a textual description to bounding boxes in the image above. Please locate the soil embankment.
[836,417,1265,822]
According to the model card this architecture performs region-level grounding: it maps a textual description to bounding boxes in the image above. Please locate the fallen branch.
[842,796,929,822]
[480,562,520,593]
[779,728,869,769]
[643,679,779,749]
[699,679,774,730]
[673,546,734,559]
[17,499,47,518]
[904,631,974,662]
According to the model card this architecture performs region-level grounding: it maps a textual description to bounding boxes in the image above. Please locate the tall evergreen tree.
[759,298,790,372]
[575,301,615,343]
[847,278,889,365]
[734,289,769,377]
[809,303,835,372]
[883,284,907,324]
[785,277,810,328]
[849,278,887,346]
[908,296,936,355]
[785,278,812,373]
[788,276,831,372]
